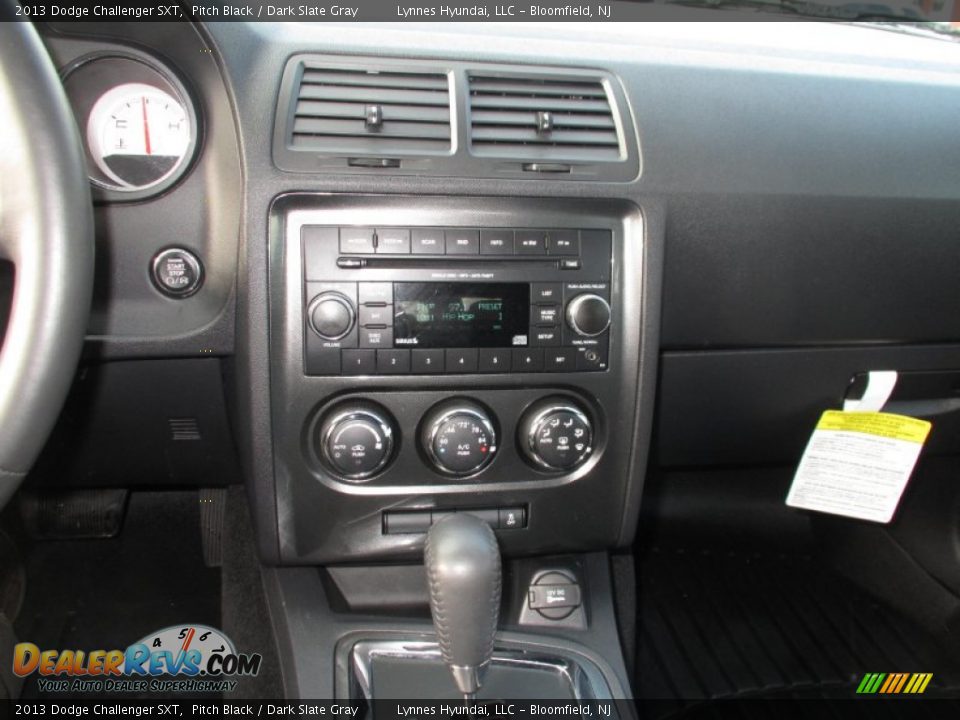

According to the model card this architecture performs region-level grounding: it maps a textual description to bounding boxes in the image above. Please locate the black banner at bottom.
[4,699,960,720]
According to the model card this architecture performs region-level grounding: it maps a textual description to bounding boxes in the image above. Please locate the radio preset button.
[341,349,377,376]
[445,348,479,374]
[445,229,480,255]
[516,231,547,255]
[478,349,511,373]
[412,349,445,373]
[480,230,515,255]
[359,305,393,326]
[376,228,410,254]
[411,229,444,255]
[376,349,410,374]
[360,327,393,349]
[339,228,376,254]
[309,292,355,341]
[512,348,544,372]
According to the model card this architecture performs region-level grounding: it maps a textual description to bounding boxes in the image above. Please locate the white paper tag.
[842,370,898,412]
[786,410,931,524]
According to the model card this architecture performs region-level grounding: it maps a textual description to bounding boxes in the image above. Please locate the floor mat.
[635,547,960,710]
[14,491,221,699]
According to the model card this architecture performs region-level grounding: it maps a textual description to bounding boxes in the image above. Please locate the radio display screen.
[393,283,530,348]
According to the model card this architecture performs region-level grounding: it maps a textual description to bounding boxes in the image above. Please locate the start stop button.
[151,247,203,298]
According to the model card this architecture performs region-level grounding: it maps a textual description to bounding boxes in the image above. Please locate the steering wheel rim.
[0,18,95,506]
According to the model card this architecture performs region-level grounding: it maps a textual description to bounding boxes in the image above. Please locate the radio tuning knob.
[518,398,593,471]
[308,292,355,340]
[422,401,498,477]
[566,293,611,337]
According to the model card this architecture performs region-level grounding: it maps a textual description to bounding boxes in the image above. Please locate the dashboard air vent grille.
[468,74,623,163]
[290,64,453,156]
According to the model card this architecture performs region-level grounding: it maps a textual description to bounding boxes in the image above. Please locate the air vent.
[468,74,624,164]
[288,63,453,157]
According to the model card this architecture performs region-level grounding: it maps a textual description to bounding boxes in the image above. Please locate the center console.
[268,195,648,564]
[265,195,652,701]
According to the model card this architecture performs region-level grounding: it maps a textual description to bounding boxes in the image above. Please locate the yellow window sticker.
[815,411,931,444]
[786,410,932,524]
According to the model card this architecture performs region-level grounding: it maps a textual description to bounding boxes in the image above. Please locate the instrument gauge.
[61,52,200,199]
[86,83,191,190]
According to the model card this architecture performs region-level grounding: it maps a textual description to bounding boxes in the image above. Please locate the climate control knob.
[308,292,355,340]
[422,401,497,476]
[518,398,593,471]
[317,404,395,481]
[566,293,610,337]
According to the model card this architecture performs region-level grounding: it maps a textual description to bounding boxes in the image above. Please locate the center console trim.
[269,194,651,563]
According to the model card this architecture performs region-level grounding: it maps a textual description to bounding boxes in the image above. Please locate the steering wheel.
[0,18,95,507]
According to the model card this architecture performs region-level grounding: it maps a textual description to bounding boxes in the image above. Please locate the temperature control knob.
[518,399,593,471]
[318,405,395,481]
[308,292,355,341]
[566,293,611,337]
[422,401,497,476]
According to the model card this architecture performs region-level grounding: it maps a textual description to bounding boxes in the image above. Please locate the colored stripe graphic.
[857,672,933,694]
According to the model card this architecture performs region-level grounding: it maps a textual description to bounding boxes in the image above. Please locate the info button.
[480,230,515,255]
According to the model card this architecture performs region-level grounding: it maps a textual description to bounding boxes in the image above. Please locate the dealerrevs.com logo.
[13,624,262,694]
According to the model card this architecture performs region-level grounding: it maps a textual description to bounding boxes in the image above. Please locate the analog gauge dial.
[86,82,191,190]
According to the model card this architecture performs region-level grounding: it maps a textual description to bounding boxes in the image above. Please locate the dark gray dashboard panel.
[661,194,960,349]
[269,195,649,564]
[41,23,241,357]
[658,344,960,468]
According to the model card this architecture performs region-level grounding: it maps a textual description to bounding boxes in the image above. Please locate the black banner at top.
[6,0,958,22]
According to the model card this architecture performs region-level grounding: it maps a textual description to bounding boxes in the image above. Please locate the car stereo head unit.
[301,226,612,377]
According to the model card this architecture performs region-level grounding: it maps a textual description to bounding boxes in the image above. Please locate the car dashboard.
[19,14,960,701]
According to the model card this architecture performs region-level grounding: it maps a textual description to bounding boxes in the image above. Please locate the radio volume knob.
[566,293,611,337]
[308,292,355,340]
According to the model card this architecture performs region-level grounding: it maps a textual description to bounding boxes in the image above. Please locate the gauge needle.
[141,96,152,155]
[174,627,195,671]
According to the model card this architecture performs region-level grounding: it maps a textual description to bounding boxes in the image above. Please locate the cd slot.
[336,256,563,270]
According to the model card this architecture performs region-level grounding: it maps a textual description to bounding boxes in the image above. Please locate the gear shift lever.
[424,513,502,698]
